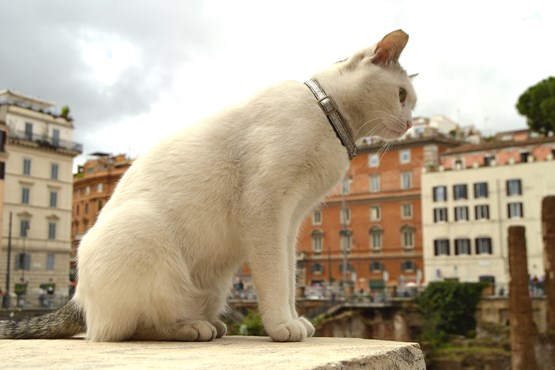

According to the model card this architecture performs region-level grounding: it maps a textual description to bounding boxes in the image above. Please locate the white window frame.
[454,206,469,221]
[401,203,413,219]
[475,205,490,220]
[400,171,412,190]
[508,202,523,219]
[370,206,381,221]
[434,207,448,223]
[400,149,411,164]
[368,154,379,168]
[340,208,351,225]
[369,174,380,193]
[312,210,322,225]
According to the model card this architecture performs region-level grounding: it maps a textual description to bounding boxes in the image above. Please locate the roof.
[443,135,555,156]
[358,134,462,152]
[0,89,55,109]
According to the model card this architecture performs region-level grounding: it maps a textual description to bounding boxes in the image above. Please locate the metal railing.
[8,129,83,153]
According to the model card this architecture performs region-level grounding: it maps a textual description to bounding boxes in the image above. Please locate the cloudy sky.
[1,0,553,165]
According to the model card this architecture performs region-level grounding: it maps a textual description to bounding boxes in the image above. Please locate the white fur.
[74,31,416,342]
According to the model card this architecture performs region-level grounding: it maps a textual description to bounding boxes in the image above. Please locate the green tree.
[60,105,71,119]
[516,76,555,136]
[416,281,485,347]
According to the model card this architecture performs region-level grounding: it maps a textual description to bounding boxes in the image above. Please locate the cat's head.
[317,30,417,141]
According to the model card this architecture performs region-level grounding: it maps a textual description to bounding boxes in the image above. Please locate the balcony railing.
[8,130,83,154]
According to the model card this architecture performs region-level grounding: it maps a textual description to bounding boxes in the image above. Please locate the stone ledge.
[0,336,425,370]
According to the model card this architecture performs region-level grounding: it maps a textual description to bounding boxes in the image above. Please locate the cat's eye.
[399,88,407,104]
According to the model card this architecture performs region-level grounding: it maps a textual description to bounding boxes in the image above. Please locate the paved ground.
[0,335,425,369]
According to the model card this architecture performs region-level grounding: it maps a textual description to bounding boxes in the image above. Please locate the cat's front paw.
[211,320,227,338]
[299,317,315,337]
[266,319,308,342]
[177,321,217,341]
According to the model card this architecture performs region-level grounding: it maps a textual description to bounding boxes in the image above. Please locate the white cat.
[0,29,416,342]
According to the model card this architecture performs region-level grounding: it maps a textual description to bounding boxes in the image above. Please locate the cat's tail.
[0,299,85,339]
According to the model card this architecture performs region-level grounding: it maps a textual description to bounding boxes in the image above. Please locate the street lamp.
[2,212,13,308]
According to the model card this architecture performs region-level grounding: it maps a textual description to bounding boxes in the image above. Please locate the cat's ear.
[371,29,409,66]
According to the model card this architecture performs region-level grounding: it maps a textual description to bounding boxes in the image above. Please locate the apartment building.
[296,134,460,294]
[71,153,133,280]
[0,89,82,299]
[422,130,555,287]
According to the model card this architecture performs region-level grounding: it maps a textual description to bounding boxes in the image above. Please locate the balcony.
[8,129,83,154]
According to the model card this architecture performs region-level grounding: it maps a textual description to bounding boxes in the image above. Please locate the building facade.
[296,134,460,296]
[0,90,82,300]
[71,154,133,281]
[422,131,555,287]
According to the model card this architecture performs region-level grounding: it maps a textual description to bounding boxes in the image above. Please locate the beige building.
[422,132,555,288]
[0,90,82,303]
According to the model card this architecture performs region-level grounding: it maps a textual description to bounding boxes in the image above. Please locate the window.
[455,239,471,255]
[370,206,381,221]
[51,163,59,180]
[401,203,413,219]
[369,226,383,250]
[97,183,103,193]
[474,182,488,198]
[368,154,379,167]
[401,225,415,249]
[520,151,529,163]
[454,158,464,169]
[15,253,31,271]
[370,261,383,273]
[339,263,354,273]
[340,230,352,252]
[311,263,323,274]
[85,185,91,195]
[52,128,60,147]
[401,260,416,272]
[312,210,322,225]
[20,220,30,237]
[48,222,57,240]
[453,184,468,200]
[475,237,493,254]
[400,149,411,164]
[475,205,490,220]
[400,171,412,189]
[0,162,4,180]
[434,239,450,256]
[484,155,495,166]
[311,230,323,254]
[506,179,522,196]
[49,191,58,208]
[341,177,351,195]
[508,202,524,218]
[25,122,33,140]
[433,207,448,222]
[369,174,380,193]
[46,254,55,271]
[454,206,469,221]
[21,187,30,204]
[340,208,351,225]
[433,186,447,202]
[84,203,89,214]
[23,158,31,175]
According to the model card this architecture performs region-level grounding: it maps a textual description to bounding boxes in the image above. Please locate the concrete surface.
[0,336,425,369]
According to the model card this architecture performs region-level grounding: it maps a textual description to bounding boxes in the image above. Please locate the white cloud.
[2,0,554,165]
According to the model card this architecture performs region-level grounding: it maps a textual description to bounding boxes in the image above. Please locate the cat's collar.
[304,79,357,160]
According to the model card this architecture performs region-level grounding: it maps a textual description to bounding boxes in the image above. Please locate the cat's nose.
[406,120,413,129]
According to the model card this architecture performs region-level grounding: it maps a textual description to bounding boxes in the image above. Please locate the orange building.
[71,153,133,282]
[296,135,460,296]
